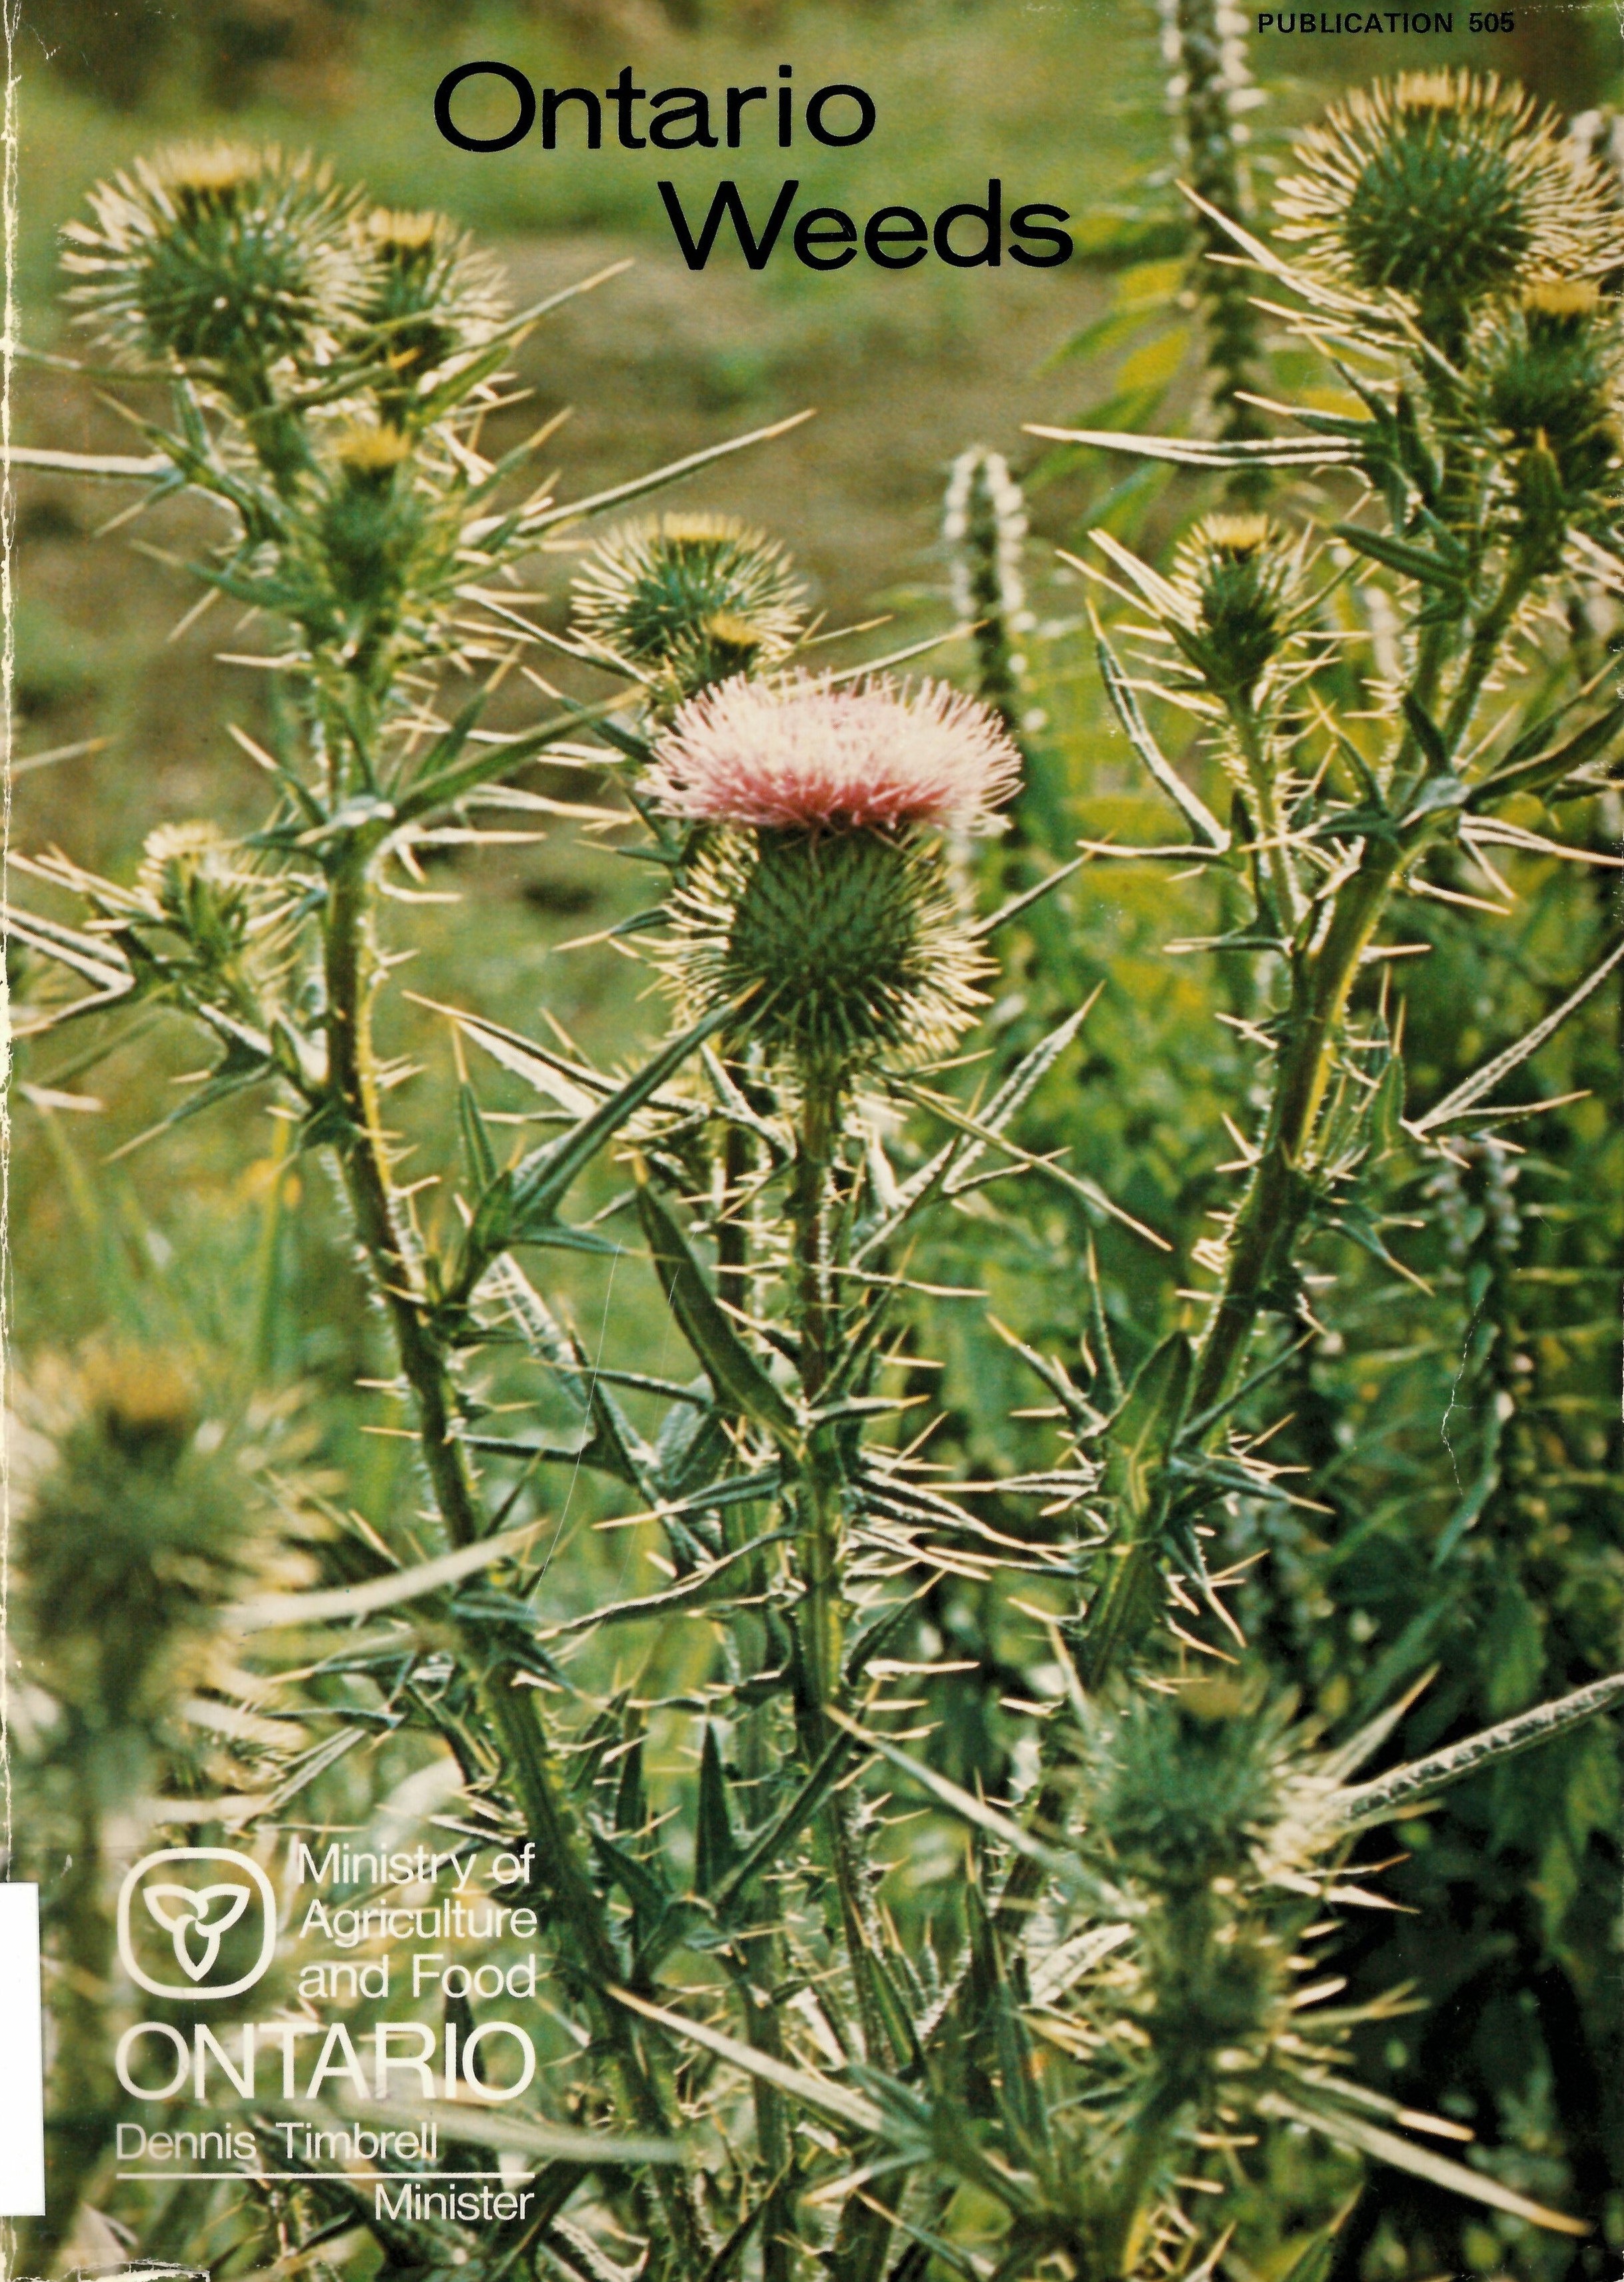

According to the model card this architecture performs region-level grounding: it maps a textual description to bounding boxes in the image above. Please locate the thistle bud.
[647,673,1021,1077]
[1478,279,1621,502]
[1091,1687,1281,1895]
[135,820,264,962]
[1083,1688,1297,2073]
[571,516,807,707]
[1275,73,1624,347]
[121,821,289,1021]
[14,1347,300,1734]
[351,206,509,427]
[62,143,359,394]
[316,422,426,619]
[1170,513,1303,705]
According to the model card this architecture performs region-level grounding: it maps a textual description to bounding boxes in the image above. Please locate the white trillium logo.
[142,1881,253,1983]
[117,1849,277,2000]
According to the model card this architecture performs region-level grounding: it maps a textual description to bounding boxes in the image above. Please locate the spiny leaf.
[1106,1332,1194,1527]
[524,410,818,536]
[590,1826,673,1924]
[969,851,1093,941]
[711,1726,863,1915]
[1468,696,1624,811]
[1092,614,1231,852]
[1263,2212,1355,2282]
[1,902,134,993]
[456,1081,501,1201]
[1400,691,1451,774]
[825,1711,1081,1890]
[396,694,636,822]
[487,1253,653,1489]
[1335,525,1467,596]
[695,1723,742,1897]
[229,1517,548,1631]
[691,2170,789,2282]
[1263,2095,1587,2235]
[1335,1671,1624,1827]
[633,1167,801,1443]
[1027,424,1357,468]
[1,442,169,479]
[853,1001,1099,1264]
[334,2097,684,2165]
[891,1080,1170,1249]
[1409,937,1624,1133]
[615,1735,648,1837]
[511,999,743,1225]
[537,1527,793,1643]
[608,1989,890,2139]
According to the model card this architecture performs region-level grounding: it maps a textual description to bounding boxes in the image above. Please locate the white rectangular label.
[0,1885,46,2214]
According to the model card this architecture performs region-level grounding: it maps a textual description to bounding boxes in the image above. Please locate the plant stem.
[1233,706,1302,933]
[737,1938,793,2282]
[791,1073,843,1712]
[1096,2073,1191,2279]
[785,1071,893,2063]
[1193,553,1539,1424]
[323,847,481,1546]
[1189,838,1401,1421]
[321,838,705,2261]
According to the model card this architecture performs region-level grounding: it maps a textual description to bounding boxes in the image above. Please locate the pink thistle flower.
[644,672,1022,834]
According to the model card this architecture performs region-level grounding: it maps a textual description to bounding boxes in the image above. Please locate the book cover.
[3,4,1621,2279]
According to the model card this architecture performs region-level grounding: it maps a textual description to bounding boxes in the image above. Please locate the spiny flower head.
[62,142,360,381]
[1477,278,1623,490]
[317,422,431,609]
[571,515,806,701]
[135,821,268,955]
[662,827,994,1074]
[350,205,509,423]
[1275,73,1624,335]
[117,821,293,1021]
[13,1345,309,1732]
[1169,513,1309,703]
[1087,1682,1287,1894]
[649,674,1016,1074]
[333,419,416,479]
[644,671,1023,835]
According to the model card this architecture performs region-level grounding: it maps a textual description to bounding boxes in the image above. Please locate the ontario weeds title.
[433,60,1075,271]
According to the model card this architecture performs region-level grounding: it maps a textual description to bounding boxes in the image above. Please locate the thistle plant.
[650,673,1015,1077]
[7,110,1624,2282]
[1031,64,1624,1425]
